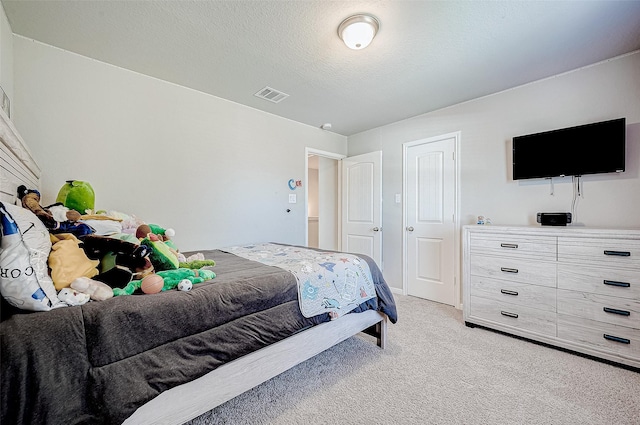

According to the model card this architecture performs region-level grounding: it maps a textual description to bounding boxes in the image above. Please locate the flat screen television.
[512,118,626,180]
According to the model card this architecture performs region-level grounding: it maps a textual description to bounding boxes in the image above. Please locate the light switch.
[395,194,401,203]
[289,194,297,203]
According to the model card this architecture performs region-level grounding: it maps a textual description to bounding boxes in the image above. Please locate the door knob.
[406,226,414,232]
[372,227,380,232]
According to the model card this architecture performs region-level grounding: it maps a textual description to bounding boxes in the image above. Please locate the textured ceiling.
[3,0,640,136]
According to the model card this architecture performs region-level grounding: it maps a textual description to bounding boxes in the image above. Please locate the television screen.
[512,118,626,180]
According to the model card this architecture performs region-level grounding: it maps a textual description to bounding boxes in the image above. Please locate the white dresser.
[463,225,640,369]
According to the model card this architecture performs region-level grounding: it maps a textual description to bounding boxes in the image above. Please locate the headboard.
[0,109,41,204]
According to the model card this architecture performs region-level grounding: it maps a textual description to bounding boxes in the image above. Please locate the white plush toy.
[58,288,90,306]
[70,277,114,301]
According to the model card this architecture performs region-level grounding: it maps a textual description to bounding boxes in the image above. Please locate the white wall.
[348,52,640,291]
[12,36,347,251]
[0,4,13,113]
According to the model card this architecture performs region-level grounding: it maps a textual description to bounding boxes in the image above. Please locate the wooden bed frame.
[0,109,41,203]
[125,311,386,424]
[0,109,389,425]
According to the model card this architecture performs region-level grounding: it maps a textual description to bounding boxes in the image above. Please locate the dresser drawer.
[558,237,640,269]
[469,295,556,336]
[557,289,640,329]
[558,264,640,300]
[463,226,640,368]
[470,276,556,312]
[558,314,640,360]
[470,233,556,260]
[470,255,556,288]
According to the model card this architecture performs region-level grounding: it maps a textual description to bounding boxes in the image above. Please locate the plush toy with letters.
[0,202,62,311]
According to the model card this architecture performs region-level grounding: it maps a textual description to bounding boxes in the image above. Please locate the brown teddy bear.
[17,185,95,237]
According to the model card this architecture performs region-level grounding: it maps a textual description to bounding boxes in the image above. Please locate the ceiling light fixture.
[338,14,380,50]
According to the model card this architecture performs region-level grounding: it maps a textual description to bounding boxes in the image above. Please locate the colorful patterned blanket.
[224,243,376,319]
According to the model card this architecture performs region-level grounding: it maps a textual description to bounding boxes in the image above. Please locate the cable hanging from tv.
[571,175,584,224]
[547,177,554,196]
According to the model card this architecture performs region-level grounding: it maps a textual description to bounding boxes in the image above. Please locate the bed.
[0,109,397,425]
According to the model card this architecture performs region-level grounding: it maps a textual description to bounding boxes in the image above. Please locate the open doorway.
[305,149,345,250]
[307,155,320,248]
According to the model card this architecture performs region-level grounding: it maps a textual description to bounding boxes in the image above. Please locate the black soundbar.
[537,212,572,226]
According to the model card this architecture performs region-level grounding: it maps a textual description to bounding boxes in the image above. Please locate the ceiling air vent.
[254,86,289,104]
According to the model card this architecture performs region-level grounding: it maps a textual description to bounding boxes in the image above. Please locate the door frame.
[305,148,346,249]
[402,132,462,308]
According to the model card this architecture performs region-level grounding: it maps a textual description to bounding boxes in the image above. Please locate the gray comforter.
[1,248,397,425]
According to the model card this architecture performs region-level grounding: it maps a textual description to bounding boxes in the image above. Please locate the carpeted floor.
[186,294,639,425]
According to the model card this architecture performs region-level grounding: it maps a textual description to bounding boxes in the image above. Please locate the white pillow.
[0,202,62,311]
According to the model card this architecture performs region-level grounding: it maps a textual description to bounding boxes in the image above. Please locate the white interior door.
[405,135,457,306]
[341,151,382,266]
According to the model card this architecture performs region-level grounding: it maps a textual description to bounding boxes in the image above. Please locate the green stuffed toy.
[113,268,216,296]
[179,259,215,269]
[161,268,215,289]
[140,236,179,271]
[56,180,95,214]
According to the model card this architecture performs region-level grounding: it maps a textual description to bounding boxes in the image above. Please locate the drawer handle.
[500,289,519,296]
[604,250,630,257]
[500,267,519,274]
[603,334,630,344]
[603,280,631,288]
[603,307,630,316]
[500,243,518,249]
[500,311,518,318]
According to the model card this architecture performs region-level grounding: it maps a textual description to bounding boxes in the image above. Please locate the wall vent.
[254,86,289,103]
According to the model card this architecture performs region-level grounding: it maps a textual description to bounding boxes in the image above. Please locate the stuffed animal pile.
[0,181,216,311]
